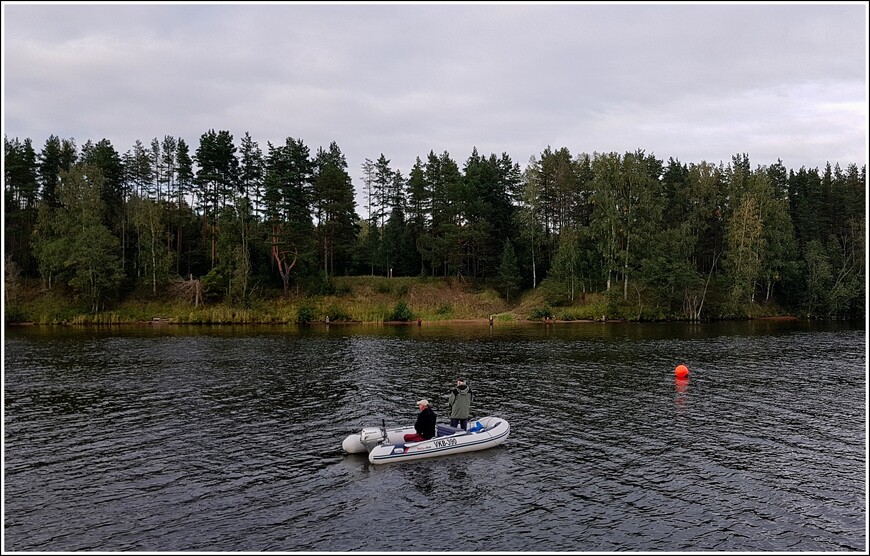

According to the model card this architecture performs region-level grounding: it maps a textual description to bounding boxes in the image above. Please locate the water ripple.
[4,322,865,552]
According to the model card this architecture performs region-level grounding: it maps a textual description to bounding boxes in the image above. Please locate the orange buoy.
[674,364,689,378]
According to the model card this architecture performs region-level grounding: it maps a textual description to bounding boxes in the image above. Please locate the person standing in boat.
[448,378,473,430]
[403,399,436,442]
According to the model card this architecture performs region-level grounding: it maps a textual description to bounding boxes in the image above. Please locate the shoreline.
[6,315,806,327]
[8,276,815,326]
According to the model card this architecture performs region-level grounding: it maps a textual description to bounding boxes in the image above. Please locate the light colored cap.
[416,399,430,406]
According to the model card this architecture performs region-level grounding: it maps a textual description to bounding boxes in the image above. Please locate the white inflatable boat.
[341,416,510,464]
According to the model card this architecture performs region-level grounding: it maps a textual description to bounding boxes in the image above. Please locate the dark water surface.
[3,320,866,552]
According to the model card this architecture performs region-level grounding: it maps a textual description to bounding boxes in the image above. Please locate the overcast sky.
[3,1,867,210]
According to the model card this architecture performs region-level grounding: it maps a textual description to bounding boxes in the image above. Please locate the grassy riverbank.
[5,275,793,325]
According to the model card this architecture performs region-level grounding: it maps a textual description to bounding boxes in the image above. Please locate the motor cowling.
[359,427,386,451]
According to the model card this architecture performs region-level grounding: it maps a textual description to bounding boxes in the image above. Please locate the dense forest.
[4,131,866,321]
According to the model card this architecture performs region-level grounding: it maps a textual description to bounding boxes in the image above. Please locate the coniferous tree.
[757,164,797,303]
[263,137,313,296]
[462,148,493,280]
[426,150,463,277]
[239,132,264,215]
[39,135,76,208]
[150,138,165,201]
[312,141,357,277]
[5,129,867,320]
[382,203,416,277]
[367,154,396,275]
[372,154,392,231]
[381,169,415,276]
[195,129,239,268]
[80,138,125,229]
[176,139,194,209]
[160,136,178,202]
[496,240,521,301]
[4,137,40,273]
[173,138,196,276]
[5,137,40,210]
[406,157,429,275]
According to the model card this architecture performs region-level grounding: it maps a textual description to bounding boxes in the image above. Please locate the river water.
[3,320,866,552]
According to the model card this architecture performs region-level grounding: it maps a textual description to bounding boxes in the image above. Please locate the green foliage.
[639,226,705,319]
[4,255,22,308]
[496,240,521,301]
[313,142,357,277]
[724,193,765,315]
[538,277,571,307]
[301,273,336,296]
[213,201,259,307]
[9,288,86,324]
[375,280,393,294]
[129,195,173,295]
[382,205,418,277]
[605,288,624,319]
[5,128,866,322]
[388,301,413,321]
[529,306,553,320]
[325,304,353,321]
[4,307,27,324]
[547,231,581,304]
[556,299,609,321]
[200,267,227,302]
[31,166,124,313]
[371,278,410,296]
[65,225,124,312]
[296,304,317,323]
[317,276,337,296]
[195,129,239,219]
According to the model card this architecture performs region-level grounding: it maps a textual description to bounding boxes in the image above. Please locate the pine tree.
[497,240,521,301]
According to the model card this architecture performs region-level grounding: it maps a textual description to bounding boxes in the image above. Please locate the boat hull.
[341,416,509,464]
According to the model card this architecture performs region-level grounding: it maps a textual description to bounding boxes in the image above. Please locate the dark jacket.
[415,406,437,439]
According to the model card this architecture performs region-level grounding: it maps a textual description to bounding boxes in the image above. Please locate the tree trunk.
[531,244,536,289]
[271,226,297,298]
[623,233,630,301]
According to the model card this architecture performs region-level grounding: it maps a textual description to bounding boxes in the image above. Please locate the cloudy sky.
[3,1,867,209]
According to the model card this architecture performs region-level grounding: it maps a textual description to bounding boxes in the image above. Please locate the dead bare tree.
[168,275,202,307]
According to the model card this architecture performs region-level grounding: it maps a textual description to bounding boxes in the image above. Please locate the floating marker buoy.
[674,364,689,378]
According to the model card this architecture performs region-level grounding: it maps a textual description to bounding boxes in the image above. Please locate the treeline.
[4,131,866,320]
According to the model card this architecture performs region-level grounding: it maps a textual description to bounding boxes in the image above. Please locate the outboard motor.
[359,425,386,452]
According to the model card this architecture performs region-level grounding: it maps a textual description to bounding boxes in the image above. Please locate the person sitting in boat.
[403,399,436,442]
[448,378,473,430]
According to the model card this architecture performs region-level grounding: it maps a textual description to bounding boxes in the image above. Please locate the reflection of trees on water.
[406,464,435,496]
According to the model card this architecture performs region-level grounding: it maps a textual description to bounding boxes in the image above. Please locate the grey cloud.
[3,2,866,193]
